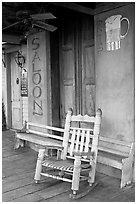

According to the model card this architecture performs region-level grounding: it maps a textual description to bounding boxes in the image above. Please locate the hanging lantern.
[15,51,25,68]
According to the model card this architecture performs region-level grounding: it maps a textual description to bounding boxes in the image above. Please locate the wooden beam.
[3,45,20,53]
[2,34,21,44]
[51,2,132,16]
[50,2,94,16]
[94,2,132,15]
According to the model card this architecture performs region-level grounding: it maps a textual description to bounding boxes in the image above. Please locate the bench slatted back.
[26,118,133,160]
[98,136,133,158]
[27,122,64,140]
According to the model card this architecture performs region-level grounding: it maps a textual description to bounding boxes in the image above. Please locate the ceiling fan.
[2,10,58,34]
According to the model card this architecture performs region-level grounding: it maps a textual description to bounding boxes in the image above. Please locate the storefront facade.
[2,2,135,180]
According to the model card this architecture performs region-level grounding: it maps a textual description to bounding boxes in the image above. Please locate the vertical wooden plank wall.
[27,31,51,126]
[5,53,12,128]
[2,56,7,103]
[2,53,7,123]
[50,31,60,127]
[21,45,28,126]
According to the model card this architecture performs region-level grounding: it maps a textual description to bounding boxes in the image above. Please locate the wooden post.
[5,53,12,128]
[62,109,72,160]
[34,148,45,182]
[71,155,81,194]
[88,108,102,184]
[27,31,51,126]
[14,137,25,149]
[121,143,134,188]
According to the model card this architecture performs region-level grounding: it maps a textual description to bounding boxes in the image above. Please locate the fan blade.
[30,12,56,20]
[32,21,57,32]
[3,21,23,31]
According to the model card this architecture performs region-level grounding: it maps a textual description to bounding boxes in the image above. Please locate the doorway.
[59,12,95,126]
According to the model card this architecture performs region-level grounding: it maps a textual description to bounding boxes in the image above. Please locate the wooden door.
[59,17,76,126]
[59,14,95,126]
[81,15,95,116]
[11,52,22,129]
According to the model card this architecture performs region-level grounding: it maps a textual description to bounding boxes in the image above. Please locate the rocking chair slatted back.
[71,114,95,123]
[61,108,102,161]
[69,129,93,157]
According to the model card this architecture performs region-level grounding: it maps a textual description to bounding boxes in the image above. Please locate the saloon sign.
[28,31,51,125]
[31,37,43,116]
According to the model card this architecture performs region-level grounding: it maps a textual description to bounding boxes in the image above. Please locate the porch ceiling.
[2,2,95,34]
[2,2,130,45]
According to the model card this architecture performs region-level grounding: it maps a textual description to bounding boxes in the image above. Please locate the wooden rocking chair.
[34,108,102,198]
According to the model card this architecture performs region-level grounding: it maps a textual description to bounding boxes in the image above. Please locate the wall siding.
[2,60,7,122]
[95,3,135,143]
[21,45,28,126]
[22,97,28,125]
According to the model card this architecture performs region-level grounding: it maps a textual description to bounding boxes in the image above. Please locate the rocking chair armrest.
[73,151,95,157]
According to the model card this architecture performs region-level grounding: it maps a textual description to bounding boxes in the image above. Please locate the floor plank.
[2,130,135,202]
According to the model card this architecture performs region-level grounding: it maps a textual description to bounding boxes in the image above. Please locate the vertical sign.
[27,31,51,125]
[21,68,28,97]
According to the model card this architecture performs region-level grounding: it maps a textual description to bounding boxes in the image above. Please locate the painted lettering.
[33,100,43,115]
[33,86,42,98]
[32,51,41,64]
[32,37,40,50]
[32,63,41,72]
[32,72,42,85]
[31,35,43,117]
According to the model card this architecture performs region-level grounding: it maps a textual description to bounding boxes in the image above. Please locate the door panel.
[11,52,22,129]
[60,19,75,126]
[82,44,95,116]
[84,46,95,85]
[63,49,74,79]
[85,85,96,115]
[81,15,95,116]
[60,47,75,126]
[64,86,74,113]
[63,48,74,114]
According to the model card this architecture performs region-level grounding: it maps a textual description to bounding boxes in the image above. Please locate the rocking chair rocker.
[34,108,102,198]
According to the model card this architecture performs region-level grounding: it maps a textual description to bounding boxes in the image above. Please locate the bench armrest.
[16,129,26,133]
[46,146,63,151]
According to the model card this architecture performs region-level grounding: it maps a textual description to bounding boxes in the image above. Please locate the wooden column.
[5,53,12,128]
[27,31,51,126]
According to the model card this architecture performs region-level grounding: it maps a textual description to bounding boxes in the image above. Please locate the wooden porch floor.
[2,130,135,202]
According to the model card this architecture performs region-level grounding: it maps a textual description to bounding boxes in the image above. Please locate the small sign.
[21,68,28,97]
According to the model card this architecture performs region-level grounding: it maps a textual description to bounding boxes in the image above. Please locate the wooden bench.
[15,111,134,189]
[97,136,134,188]
[14,121,63,151]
